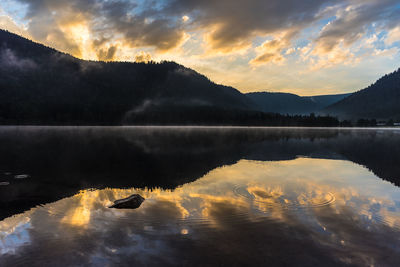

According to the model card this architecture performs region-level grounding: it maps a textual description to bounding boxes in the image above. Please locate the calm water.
[1,127,400,266]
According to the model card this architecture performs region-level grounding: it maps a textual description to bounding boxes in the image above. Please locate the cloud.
[9,0,187,60]
[310,46,358,70]
[0,15,27,37]
[385,27,400,45]
[134,51,153,63]
[373,47,399,58]
[314,0,400,54]
[1,0,400,94]
[97,45,117,61]
[19,1,89,58]
[125,19,185,52]
[5,0,400,61]
[0,48,37,70]
[1,158,400,266]
[6,0,345,57]
[250,40,286,65]
[163,0,340,53]
[249,31,296,65]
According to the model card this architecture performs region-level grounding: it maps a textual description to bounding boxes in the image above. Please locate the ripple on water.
[36,185,336,229]
[233,185,336,211]
[14,174,30,179]
[35,190,253,229]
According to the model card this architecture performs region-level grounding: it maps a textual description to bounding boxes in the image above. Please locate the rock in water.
[109,194,145,209]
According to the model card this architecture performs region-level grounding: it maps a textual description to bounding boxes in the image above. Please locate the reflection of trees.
[0,127,399,219]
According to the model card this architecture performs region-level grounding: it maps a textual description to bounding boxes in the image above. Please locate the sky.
[0,0,399,95]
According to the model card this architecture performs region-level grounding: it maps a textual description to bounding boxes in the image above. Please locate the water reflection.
[1,158,400,266]
[1,127,400,221]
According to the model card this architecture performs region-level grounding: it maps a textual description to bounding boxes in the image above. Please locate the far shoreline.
[0,125,399,130]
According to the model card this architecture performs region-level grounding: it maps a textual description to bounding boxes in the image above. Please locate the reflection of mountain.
[0,127,399,219]
[1,159,400,266]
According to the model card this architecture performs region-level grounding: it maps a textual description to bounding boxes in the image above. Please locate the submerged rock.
[109,194,145,209]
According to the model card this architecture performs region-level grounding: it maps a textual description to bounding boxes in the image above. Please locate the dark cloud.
[95,0,186,51]
[162,0,341,51]
[97,45,117,61]
[110,17,185,51]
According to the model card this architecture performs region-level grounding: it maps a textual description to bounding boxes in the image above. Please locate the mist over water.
[1,127,400,266]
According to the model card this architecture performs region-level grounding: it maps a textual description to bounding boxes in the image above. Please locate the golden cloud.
[0,15,27,37]
[134,51,153,63]
[249,31,297,65]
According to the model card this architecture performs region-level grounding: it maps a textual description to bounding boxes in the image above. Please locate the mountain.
[0,30,342,126]
[304,94,353,109]
[0,29,257,125]
[246,92,350,115]
[324,69,400,119]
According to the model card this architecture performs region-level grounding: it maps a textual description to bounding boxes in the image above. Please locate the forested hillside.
[0,30,255,125]
[324,69,400,119]
[0,30,345,126]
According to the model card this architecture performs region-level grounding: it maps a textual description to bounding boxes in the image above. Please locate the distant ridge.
[246,92,350,115]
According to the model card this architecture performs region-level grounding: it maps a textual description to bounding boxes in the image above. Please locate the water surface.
[1,127,400,266]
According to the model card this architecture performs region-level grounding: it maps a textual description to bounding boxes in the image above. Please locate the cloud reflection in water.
[1,158,400,266]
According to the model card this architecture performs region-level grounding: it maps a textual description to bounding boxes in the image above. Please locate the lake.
[1,127,400,266]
